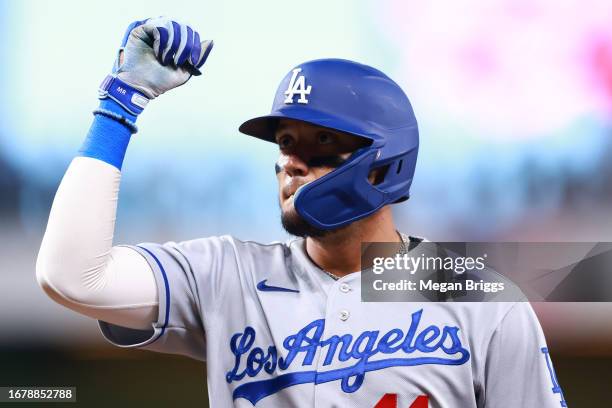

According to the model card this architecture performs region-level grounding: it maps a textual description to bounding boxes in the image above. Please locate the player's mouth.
[283,181,311,201]
[284,189,298,202]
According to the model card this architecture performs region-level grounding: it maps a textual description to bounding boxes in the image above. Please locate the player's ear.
[368,165,390,185]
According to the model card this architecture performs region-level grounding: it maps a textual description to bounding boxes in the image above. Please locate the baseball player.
[36,18,567,407]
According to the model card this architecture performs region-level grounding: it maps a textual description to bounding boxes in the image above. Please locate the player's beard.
[280,204,330,238]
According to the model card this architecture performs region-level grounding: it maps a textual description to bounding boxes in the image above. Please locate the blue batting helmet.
[239,58,419,230]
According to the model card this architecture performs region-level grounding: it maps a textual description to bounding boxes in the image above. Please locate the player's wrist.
[94,98,139,131]
[78,99,137,170]
[98,74,150,116]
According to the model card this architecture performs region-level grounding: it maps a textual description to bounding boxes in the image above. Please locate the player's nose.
[279,153,309,178]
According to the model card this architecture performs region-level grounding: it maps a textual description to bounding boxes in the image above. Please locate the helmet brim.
[238,107,379,145]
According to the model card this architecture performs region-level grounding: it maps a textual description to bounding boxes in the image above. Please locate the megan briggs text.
[373,279,506,293]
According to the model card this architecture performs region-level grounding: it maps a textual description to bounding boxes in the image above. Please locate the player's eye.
[277,134,294,149]
[317,132,334,145]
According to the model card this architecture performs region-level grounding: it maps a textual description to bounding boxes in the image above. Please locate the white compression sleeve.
[36,156,158,330]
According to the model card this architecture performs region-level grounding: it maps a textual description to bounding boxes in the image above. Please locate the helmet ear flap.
[368,156,407,187]
[369,153,415,203]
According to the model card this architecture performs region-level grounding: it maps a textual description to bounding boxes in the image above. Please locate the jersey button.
[339,310,350,321]
[339,283,351,293]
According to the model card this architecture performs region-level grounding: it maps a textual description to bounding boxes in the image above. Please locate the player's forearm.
[36,102,158,329]
[36,151,122,303]
[37,98,129,295]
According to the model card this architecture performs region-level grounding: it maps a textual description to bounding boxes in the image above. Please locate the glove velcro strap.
[98,75,150,115]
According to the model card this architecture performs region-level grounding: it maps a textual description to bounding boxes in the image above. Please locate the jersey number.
[374,393,429,408]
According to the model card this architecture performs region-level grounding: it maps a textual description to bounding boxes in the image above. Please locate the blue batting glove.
[98,17,214,115]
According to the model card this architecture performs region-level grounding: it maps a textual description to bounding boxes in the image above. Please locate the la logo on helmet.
[284,68,312,104]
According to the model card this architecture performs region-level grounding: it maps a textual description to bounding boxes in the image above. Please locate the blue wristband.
[78,99,138,170]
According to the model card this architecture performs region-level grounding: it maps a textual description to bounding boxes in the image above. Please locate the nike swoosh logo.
[256,279,299,293]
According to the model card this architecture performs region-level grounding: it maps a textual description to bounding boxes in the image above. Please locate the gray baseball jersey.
[99,236,566,408]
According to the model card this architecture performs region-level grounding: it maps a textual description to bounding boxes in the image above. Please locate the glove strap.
[98,75,149,115]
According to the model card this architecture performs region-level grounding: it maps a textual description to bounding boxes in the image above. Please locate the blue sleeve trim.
[541,347,567,406]
[139,245,171,342]
[78,99,138,170]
